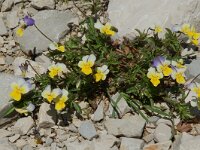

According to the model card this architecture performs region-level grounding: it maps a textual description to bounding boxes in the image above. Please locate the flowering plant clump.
[5,14,200,123]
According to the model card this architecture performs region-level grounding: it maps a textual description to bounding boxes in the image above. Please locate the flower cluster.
[16,16,35,37]
[147,56,187,86]
[78,54,109,82]
[48,63,68,78]
[181,24,200,46]
[41,85,68,111]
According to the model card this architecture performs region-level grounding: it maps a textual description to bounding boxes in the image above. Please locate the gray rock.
[156,118,172,126]
[13,116,34,135]
[108,0,200,37]
[9,134,20,143]
[0,129,13,138]
[38,102,57,128]
[148,116,160,124]
[108,92,131,118]
[5,55,14,65]
[22,144,33,150]
[143,141,172,150]
[92,101,104,122]
[143,133,154,143]
[6,11,19,29]
[66,140,94,150]
[31,0,55,10]
[186,58,200,82]
[105,115,146,138]
[0,56,5,64]
[154,123,172,142]
[78,120,97,140]
[45,137,53,146]
[68,124,78,133]
[0,17,7,35]
[0,36,4,47]
[1,0,14,11]
[120,137,144,150]
[0,138,17,150]
[15,139,27,148]
[16,10,78,53]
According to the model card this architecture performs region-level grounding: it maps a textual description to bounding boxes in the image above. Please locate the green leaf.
[72,102,82,114]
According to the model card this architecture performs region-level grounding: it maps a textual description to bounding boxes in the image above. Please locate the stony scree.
[0,138,17,150]
[1,0,14,12]
[0,17,8,35]
[119,137,144,150]
[185,58,200,82]
[0,129,13,138]
[143,141,172,150]
[92,101,104,122]
[6,11,19,29]
[105,114,146,138]
[13,116,34,135]
[154,123,172,142]
[16,10,79,53]
[38,102,57,128]
[78,120,97,140]
[108,0,200,37]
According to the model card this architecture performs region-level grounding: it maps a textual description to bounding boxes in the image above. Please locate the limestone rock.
[186,58,200,82]
[16,10,78,53]
[120,137,144,150]
[9,134,20,143]
[154,123,172,142]
[1,0,14,11]
[78,120,97,140]
[31,0,55,10]
[105,115,146,138]
[92,101,104,122]
[6,11,19,29]
[0,129,12,138]
[0,138,17,150]
[108,92,131,118]
[38,102,57,128]
[143,141,172,150]
[0,17,7,35]
[13,116,34,135]
[108,0,200,37]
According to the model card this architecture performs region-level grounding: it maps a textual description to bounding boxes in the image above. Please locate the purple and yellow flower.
[171,68,186,84]
[41,85,61,103]
[94,21,115,36]
[55,89,69,111]
[171,59,187,71]
[23,16,35,26]
[48,63,68,78]
[49,42,65,52]
[153,56,173,76]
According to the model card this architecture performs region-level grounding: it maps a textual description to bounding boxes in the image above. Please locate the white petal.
[104,69,109,75]
[94,20,103,29]
[62,89,69,97]
[26,103,35,112]
[101,65,108,72]
[88,54,96,63]
[17,78,26,86]
[191,100,197,107]
[52,88,62,97]
[48,64,56,71]
[148,67,156,73]
[82,55,89,62]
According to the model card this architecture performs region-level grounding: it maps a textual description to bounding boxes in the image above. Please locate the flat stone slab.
[108,0,200,37]
[185,58,200,82]
[16,10,78,53]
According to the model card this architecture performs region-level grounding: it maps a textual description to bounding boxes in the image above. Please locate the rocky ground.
[1,0,200,150]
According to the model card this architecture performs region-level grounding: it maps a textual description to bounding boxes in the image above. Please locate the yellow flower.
[16,27,24,37]
[49,42,65,52]
[154,25,163,33]
[171,69,186,84]
[157,60,172,76]
[181,24,191,35]
[171,59,187,71]
[41,85,61,103]
[10,79,31,101]
[55,89,68,111]
[48,63,68,78]
[15,108,28,116]
[94,65,109,82]
[78,54,96,75]
[94,21,115,36]
[147,67,163,87]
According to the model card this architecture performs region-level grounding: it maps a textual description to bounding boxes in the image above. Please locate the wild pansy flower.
[181,24,191,35]
[41,85,61,103]
[94,65,109,82]
[10,79,32,101]
[154,25,163,33]
[188,82,200,98]
[94,21,115,36]
[49,42,65,52]
[171,68,186,84]
[15,102,35,115]
[171,59,187,71]
[78,54,96,75]
[48,63,68,78]
[55,89,69,111]
[147,67,163,87]
[16,16,35,37]
[153,56,173,76]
